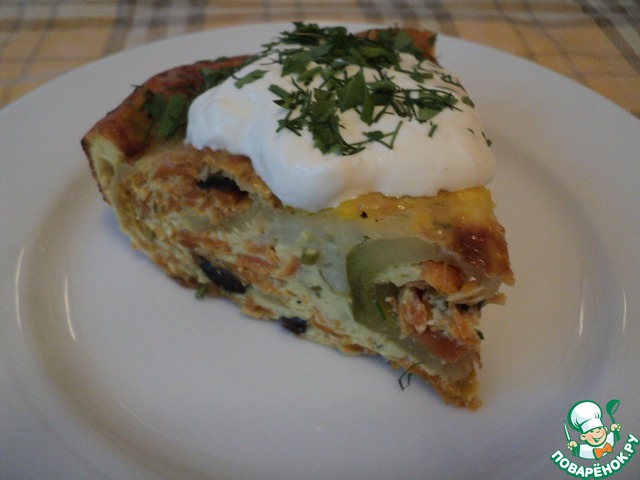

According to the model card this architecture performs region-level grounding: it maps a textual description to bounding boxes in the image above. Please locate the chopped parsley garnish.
[461,95,475,108]
[139,60,242,140]
[231,22,469,156]
[140,89,189,140]
[234,69,268,88]
[141,23,480,152]
[200,64,243,91]
[482,131,493,146]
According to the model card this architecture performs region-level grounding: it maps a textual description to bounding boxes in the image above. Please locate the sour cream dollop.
[186,44,495,212]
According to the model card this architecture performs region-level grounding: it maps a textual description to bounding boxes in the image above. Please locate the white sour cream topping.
[186,49,495,212]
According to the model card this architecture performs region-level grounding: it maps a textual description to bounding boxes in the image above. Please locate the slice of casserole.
[82,23,513,409]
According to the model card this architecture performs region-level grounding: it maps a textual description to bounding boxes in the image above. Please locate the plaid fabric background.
[1,0,639,117]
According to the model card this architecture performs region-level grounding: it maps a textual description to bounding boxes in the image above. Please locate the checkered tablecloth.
[1,0,639,117]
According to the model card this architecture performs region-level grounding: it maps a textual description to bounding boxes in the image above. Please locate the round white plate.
[1,23,639,480]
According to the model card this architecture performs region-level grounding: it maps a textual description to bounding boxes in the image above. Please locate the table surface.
[1,0,639,118]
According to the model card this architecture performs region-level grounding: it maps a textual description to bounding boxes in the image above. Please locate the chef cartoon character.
[565,400,621,460]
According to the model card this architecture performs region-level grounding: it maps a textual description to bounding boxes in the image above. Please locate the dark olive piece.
[196,174,240,191]
[196,256,246,294]
[280,316,308,335]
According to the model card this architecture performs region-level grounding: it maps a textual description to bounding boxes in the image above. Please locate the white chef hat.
[569,401,604,434]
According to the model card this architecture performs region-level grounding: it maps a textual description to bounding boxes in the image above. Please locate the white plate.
[1,23,639,480]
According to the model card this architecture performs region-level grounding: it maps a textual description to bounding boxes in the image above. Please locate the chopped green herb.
[234,69,268,88]
[195,285,208,300]
[229,23,465,156]
[308,87,359,154]
[157,93,188,138]
[360,121,403,149]
[136,59,244,141]
[440,73,464,89]
[409,69,434,83]
[336,69,366,112]
[461,95,475,108]
[372,300,387,322]
[199,65,241,91]
[297,65,323,85]
[310,285,323,297]
[281,50,313,76]
[398,361,425,390]
[141,90,189,140]
[268,83,290,100]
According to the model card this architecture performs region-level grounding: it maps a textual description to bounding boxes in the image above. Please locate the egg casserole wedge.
[82,24,513,409]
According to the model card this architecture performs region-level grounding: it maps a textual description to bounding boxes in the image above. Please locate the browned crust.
[392,357,481,409]
[81,55,250,199]
[452,222,514,285]
[83,56,249,160]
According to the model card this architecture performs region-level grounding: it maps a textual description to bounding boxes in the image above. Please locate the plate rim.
[2,21,639,480]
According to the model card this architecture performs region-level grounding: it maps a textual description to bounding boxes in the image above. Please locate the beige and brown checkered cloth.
[1,0,639,117]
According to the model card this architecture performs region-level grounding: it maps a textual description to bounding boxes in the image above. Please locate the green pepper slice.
[346,236,450,362]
